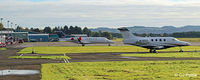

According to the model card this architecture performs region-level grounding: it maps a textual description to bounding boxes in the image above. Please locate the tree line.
[1,23,200,38]
[14,25,113,39]
[112,32,200,38]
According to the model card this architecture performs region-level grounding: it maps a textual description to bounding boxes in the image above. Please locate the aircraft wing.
[153,46,164,49]
[77,38,91,44]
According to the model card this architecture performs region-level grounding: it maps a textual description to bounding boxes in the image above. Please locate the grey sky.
[0,0,200,28]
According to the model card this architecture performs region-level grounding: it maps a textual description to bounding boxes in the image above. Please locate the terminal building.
[0,31,29,41]
[0,30,85,42]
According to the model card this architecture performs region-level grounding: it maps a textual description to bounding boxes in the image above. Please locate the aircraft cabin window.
[164,39,166,41]
[151,39,153,41]
[172,39,176,41]
[159,39,162,41]
[155,39,158,41]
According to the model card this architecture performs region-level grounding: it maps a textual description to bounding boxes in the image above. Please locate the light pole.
[11,22,13,30]
[7,21,9,28]
[0,18,3,23]
[11,22,13,37]
[0,18,3,32]
[15,24,17,29]
[7,21,10,36]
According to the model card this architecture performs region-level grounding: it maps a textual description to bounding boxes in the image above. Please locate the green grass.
[113,38,200,42]
[9,56,71,60]
[41,60,200,80]
[178,38,200,42]
[18,46,200,54]
[112,38,123,42]
[121,52,200,58]
[17,46,147,54]
[0,48,6,50]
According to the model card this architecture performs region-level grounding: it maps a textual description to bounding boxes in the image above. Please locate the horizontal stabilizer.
[117,28,129,31]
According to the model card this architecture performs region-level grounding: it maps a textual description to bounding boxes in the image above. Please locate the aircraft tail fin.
[118,27,137,39]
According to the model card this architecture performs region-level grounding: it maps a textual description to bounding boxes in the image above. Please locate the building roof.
[0,31,28,34]
[28,34,49,36]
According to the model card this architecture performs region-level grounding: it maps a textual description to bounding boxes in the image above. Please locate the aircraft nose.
[185,42,191,46]
[181,41,190,46]
[108,40,114,43]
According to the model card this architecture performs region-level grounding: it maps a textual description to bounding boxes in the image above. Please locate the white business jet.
[118,27,190,53]
[70,37,114,46]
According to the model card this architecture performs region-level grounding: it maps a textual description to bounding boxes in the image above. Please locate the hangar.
[28,34,49,42]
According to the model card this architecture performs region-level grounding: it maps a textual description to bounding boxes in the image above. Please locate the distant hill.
[90,26,200,34]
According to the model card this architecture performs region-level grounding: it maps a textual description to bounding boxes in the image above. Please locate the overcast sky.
[0,0,200,28]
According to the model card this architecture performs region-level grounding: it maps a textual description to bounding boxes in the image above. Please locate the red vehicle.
[18,39,24,43]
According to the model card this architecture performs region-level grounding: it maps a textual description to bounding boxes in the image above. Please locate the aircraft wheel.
[153,50,157,53]
[149,49,153,53]
[108,44,111,46]
[82,44,85,46]
[179,50,183,52]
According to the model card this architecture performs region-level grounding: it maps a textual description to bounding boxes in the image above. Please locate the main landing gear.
[149,49,157,53]
[81,44,85,46]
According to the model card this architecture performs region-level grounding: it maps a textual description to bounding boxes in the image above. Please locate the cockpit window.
[172,38,179,41]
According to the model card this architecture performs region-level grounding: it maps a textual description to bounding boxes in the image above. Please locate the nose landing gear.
[149,49,157,53]
[179,47,183,52]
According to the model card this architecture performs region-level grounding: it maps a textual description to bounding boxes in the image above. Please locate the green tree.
[102,32,113,39]
[63,25,69,34]
[33,28,40,33]
[16,26,24,31]
[92,32,101,37]
[53,27,59,32]
[0,23,5,30]
[69,26,74,34]
[74,26,82,34]
[98,30,102,37]
[43,27,52,33]
[24,28,30,31]
[83,27,91,36]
